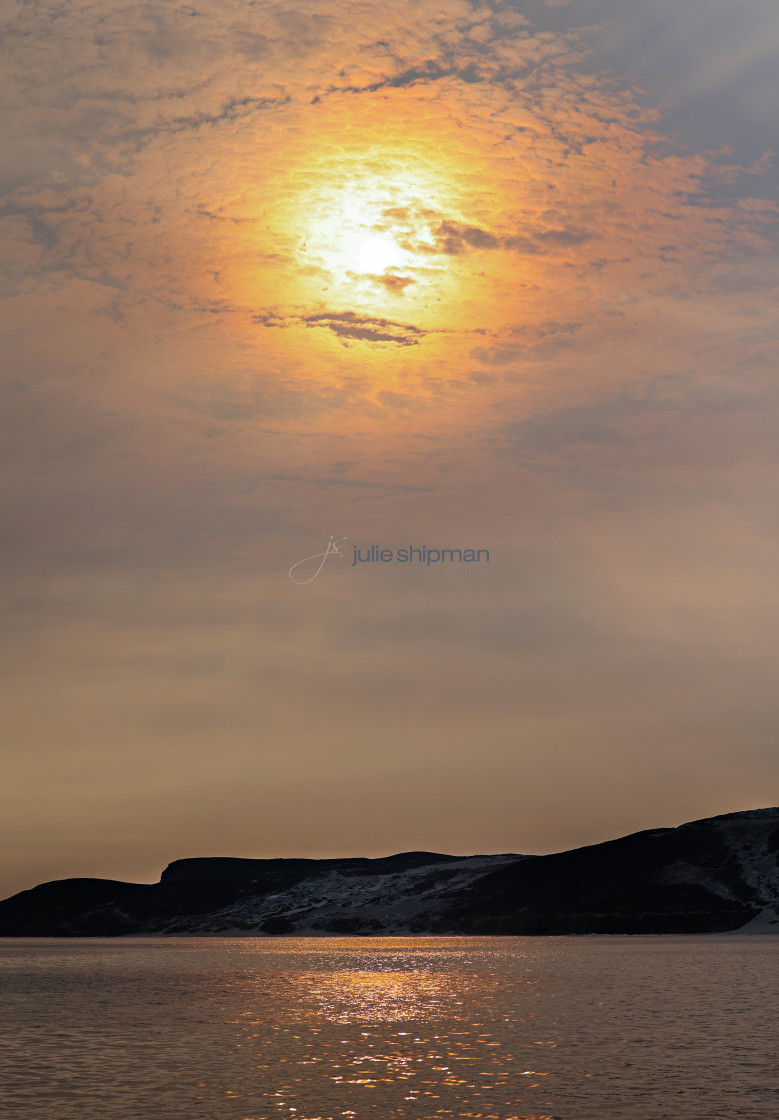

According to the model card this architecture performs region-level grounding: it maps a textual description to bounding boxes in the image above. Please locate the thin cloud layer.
[1,0,777,895]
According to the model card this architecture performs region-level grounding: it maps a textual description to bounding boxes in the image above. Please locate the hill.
[1,808,777,936]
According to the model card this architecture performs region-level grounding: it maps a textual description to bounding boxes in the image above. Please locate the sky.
[1,0,778,898]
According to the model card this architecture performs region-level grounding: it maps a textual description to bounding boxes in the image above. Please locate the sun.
[284,152,468,320]
[356,234,405,274]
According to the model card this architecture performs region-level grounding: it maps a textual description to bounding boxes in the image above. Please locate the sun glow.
[261,123,508,350]
[356,234,406,274]
[284,151,465,320]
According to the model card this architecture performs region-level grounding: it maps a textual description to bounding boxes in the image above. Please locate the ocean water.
[0,936,776,1120]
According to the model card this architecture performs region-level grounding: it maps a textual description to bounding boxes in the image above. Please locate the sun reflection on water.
[298,965,458,1023]
[3,937,775,1120]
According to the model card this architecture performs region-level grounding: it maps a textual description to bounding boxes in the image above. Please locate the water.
[0,936,776,1119]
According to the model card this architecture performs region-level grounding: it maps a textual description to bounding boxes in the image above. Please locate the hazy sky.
[1,0,778,898]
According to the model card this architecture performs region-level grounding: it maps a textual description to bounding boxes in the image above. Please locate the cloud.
[422,220,594,258]
[255,310,430,346]
[374,274,415,293]
[430,221,501,255]
[1,0,778,894]
[267,472,433,493]
[497,379,765,480]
